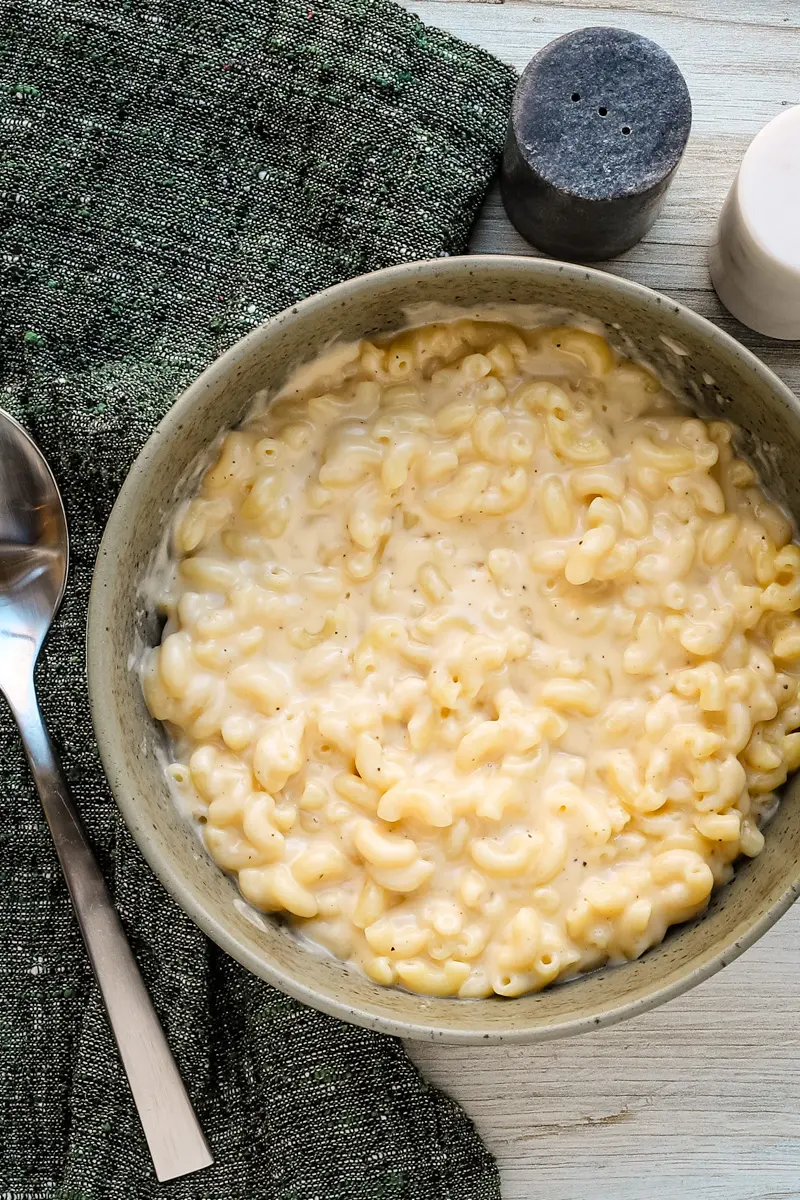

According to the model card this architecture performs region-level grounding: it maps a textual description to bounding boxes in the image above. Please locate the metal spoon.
[0,408,213,1183]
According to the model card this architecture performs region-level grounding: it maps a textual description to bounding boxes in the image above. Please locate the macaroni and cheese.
[143,318,800,998]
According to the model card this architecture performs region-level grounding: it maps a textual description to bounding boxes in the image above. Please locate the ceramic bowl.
[87,255,800,1043]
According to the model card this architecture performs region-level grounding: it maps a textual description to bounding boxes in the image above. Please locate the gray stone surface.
[501,26,692,261]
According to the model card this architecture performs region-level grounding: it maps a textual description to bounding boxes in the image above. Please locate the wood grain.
[397,3,800,1196]
[427,0,800,30]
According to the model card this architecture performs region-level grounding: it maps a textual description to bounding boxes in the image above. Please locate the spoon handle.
[7,675,213,1183]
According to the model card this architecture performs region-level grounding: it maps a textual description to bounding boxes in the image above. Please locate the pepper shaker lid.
[501,27,692,262]
[710,106,800,341]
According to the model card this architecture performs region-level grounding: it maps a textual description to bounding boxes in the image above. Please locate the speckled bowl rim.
[87,255,800,1043]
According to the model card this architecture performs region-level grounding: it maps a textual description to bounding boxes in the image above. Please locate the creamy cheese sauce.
[142,318,800,998]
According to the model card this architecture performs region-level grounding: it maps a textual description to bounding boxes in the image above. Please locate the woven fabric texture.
[0,1,516,1196]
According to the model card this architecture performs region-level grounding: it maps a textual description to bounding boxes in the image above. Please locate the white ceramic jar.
[710,106,800,341]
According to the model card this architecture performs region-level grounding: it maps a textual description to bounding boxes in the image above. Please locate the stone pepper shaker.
[710,106,800,341]
[501,27,692,262]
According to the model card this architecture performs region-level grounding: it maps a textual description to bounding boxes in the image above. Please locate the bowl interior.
[88,256,800,1043]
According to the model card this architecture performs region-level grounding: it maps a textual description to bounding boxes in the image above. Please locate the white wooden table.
[397,3,800,1196]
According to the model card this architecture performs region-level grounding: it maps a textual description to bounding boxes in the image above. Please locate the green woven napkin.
[0,0,515,1196]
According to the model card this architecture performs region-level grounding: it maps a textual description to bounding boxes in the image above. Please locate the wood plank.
[426,0,800,31]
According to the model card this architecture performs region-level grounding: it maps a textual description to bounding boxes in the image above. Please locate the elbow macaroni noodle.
[143,318,800,998]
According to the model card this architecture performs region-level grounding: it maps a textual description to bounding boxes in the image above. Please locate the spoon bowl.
[0,410,67,650]
[0,408,212,1182]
